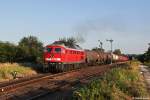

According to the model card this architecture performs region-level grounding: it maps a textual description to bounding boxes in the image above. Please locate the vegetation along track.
[0,62,128,100]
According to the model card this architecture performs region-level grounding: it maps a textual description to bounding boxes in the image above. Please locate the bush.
[0,63,37,81]
[0,36,44,63]
[18,36,43,63]
[0,42,18,63]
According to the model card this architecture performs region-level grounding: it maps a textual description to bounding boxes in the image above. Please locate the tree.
[144,47,150,62]
[58,37,78,48]
[113,49,121,55]
[18,36,43,62]
[0,42,18,63]
[137,46,150,62]
[66,37,77,48]
[92,47,104,52]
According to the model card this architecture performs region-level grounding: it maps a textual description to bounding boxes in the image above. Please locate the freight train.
[43,41,128,72]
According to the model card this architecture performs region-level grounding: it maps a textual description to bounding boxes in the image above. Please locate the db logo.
[50,54,54,58]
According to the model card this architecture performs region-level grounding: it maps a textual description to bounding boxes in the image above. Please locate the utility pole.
[106,39,114,64]
[98,40,103,49]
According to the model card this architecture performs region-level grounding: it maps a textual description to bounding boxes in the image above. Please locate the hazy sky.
[0,0,150,54]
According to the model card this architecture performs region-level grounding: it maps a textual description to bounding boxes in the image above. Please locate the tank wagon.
[43,41,129,72]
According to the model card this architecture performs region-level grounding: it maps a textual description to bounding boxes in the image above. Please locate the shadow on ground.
[18,62,44,73]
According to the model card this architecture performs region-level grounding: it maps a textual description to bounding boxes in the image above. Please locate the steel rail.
[0,62,127,95]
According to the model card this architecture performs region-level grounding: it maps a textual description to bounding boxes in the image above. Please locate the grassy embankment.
[73,61,149,100]
[0,63,37,82]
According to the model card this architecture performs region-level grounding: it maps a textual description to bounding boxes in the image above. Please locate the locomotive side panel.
[63,48,86,64]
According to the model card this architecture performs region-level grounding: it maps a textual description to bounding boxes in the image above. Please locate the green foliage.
[113,49,121,55]
[92,47,104,52]
[144,48,150,62]
[18,36,43,62]
[138,47,150,62]
[73,61,149,100]
[0,42,18,62]
[58,37,78,48]
[0,36,43,63]
[0,63,37,81]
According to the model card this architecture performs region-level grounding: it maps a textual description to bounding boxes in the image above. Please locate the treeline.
[0,36,43,63]
[138,47,150,63]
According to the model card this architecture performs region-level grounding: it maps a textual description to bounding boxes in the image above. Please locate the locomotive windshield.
[55,48,61,53]
[47,48,52,52]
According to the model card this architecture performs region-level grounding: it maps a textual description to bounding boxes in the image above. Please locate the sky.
[0,0,150,54]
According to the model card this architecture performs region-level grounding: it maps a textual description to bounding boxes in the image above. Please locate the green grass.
[0,63,37,81]
[73,61,149,100]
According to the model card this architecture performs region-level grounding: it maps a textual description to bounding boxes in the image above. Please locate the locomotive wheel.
[69,64,71,71]
[58,64,61,72]
[65,64,69,72]
[56,64,60,73]
[70,64,73,70]
[55,64,58,72]
[62,64,65,72]
[67,64,70,71]
[61,64,65,72]
[51,65,54,72]
[61,64,63,72]
[71,64,74,70]
[75,63,79,69]
[72,64,74,70]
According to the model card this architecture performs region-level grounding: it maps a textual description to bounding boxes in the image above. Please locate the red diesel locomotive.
[43,41,129,72]
[44,43,86,72]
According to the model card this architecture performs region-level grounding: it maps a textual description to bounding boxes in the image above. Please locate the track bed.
[0,62,128,100]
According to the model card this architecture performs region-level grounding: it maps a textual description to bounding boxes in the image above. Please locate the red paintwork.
[44,45,86,64]
[44,44,129,65]
[118,55,129,62]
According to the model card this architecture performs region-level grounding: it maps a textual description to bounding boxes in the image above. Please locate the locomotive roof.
[47,41,83,50]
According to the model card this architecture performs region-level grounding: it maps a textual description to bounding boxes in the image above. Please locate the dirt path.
[140,65,150,94]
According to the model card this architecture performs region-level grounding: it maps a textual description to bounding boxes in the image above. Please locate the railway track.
[0,62,128,100]
[0,69,80,94]
[27,71,105,100]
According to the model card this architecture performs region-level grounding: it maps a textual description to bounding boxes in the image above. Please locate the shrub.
[0,63,37,81]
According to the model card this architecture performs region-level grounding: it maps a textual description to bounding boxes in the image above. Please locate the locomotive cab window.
[55,48,61,53]
[47,48,52,52]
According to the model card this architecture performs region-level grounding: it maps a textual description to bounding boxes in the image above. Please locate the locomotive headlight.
[56,58,61,61]
[45,58,61,61]
[45,58,51,61]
